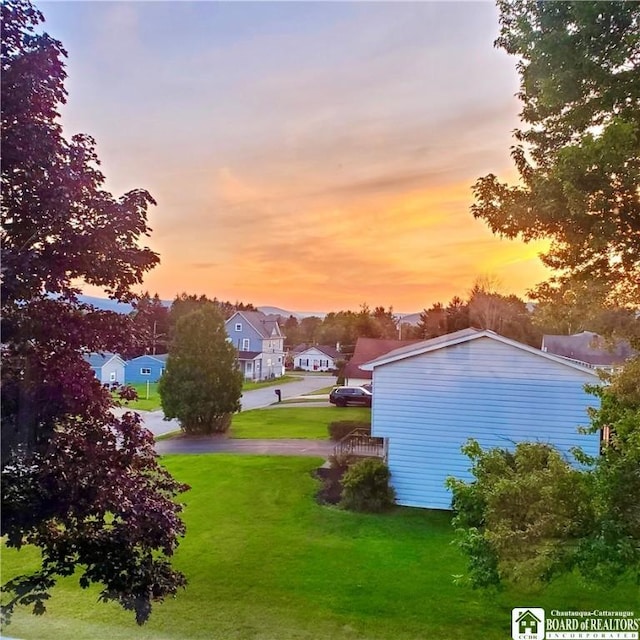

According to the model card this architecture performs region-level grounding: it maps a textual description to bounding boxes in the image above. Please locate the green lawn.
[242,374,299,392]
[2,455,636,640]
[306,385,335,395]
[116,382,161,411]
[230,406,371,439]
[115,376,300,412]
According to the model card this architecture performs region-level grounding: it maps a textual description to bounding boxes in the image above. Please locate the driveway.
[113,374,336,438]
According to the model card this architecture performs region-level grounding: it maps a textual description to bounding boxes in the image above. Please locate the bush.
[328,420,371,441]
[340,458,395,513]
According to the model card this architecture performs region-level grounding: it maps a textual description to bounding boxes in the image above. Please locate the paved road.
[156,437,334,457]
[113,375,336,437]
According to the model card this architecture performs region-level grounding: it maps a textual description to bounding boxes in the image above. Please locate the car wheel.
[337,398,347,407]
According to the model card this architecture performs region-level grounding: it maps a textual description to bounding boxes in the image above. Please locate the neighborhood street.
[113,374,336,438]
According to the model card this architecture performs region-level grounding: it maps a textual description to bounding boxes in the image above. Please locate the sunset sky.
[41,1,553,313]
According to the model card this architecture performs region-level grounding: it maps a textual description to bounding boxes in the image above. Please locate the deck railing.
[333,428,384,458]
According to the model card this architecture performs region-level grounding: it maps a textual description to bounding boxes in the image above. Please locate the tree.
[468,284,540,347]
[446,440,591,588]
[472,1,640,306]
[1,0,187,625]
[126,292,170,358]
[447,361,640,588]
[416,303,448,339]
[159,305,243,434]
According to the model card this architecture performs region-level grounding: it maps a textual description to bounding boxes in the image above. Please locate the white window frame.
[242,338,250,351]
[140,367,151,376]
[235,323,242,331]
[110,372,117,382]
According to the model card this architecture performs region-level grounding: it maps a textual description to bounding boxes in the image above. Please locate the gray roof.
[83,352,122,368]
[294,344,340,359]
[230,311,283,339]
[236,350,262,361]
[542,331,635,366]
[361,328,599,376]
[127,353,168,363]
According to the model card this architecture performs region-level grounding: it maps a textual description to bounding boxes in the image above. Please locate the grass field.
[116,376,300,412]
[241,374,299,392]
[2,455,636,640]
[116,382,161,411]
[230,406,371,439]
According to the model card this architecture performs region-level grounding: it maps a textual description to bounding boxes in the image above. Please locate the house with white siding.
[292,344,340,371]
[360,328,601,510]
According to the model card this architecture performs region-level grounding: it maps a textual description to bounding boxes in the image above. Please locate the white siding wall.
[294,348,335,371]
[372,337,601,510]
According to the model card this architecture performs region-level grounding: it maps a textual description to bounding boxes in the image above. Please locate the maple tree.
[1,0,187,624]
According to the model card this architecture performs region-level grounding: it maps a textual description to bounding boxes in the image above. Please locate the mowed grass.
[116,382,161,411]
[115,376,300,412]
[242,374,299,392]
[2,455,637,640]
[230,406,371,439]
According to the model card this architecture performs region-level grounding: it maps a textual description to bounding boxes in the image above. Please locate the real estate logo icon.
[512,608,546,640]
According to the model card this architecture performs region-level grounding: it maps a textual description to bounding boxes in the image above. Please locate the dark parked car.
[329,386,373,407]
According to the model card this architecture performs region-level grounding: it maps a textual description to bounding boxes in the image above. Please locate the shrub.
[327,452,359,470]
[328,420,371,441]
[340,458,395,513]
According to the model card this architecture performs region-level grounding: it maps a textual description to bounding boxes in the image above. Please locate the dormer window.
[235,323,242,331]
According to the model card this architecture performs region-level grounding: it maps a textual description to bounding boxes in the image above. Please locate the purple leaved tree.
[1,0,188,625]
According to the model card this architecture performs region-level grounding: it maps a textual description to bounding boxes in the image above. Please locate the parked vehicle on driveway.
[329,386,373,407]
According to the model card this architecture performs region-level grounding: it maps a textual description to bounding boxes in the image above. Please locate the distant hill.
[258,306,326,320]
[77,295,135,313]
[75,296,325,319]
[398,312,421,326]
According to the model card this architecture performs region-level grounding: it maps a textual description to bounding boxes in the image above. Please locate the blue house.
[225,311,285,380]
[83,352,126,384]
[125,354,168,384]
[361,328,601,510]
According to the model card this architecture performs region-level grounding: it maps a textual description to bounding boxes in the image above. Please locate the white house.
[361,328,601,510]
[293,345,340,371]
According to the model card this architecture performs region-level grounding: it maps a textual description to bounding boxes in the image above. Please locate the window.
[140,367,151,375]
[277,356,282,363]
[160,367,165,376]
[109,372,117,382]
[235,323,242,331]
[242,338,250,351]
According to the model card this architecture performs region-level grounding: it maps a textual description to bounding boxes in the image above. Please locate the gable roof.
[227,311,283,339]
[294,344,340,359]
[127,353,168,364]
[83,352,124,368]
[542,331,635,366]
[344,337,422,380]
[360,328,600,376]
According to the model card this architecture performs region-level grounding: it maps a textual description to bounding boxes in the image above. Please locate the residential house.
[225,311,285,380]
[542,331,635,371]
[83,352,126,384]
[293,344,340,372]
[343,337,420,386]
[125,354,168,384]
[361,328,601,510]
